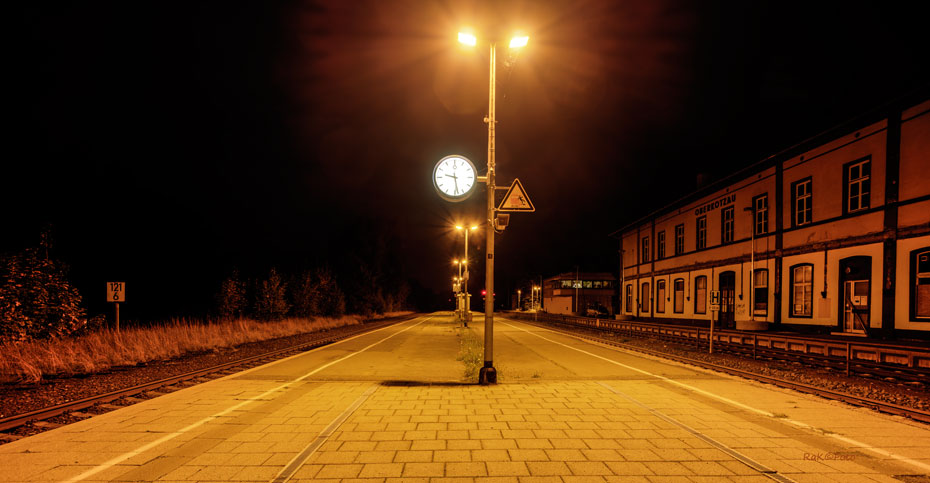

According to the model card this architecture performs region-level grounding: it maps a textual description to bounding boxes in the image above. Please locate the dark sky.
[6,0,929,320]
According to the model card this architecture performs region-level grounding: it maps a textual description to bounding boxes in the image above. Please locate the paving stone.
[445,461,489,477]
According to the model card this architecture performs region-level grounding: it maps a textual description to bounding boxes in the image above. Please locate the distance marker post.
[107,282,126,333]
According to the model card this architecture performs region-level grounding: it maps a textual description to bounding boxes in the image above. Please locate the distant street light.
[456,224,479,326]
[458,29,529,385]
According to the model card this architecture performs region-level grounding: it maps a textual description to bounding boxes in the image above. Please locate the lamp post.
[744,206,755,322]
[456,225,478,325]
[458,30,528,385]
[454,260,464,319]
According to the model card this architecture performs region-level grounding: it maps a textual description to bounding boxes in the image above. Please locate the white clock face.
[433,155,477,202]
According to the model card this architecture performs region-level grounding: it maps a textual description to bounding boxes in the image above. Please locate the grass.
[0,313,409,384]
[456,327,484,381]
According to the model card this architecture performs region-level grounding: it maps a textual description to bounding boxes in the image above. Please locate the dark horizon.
[5,0,930,322]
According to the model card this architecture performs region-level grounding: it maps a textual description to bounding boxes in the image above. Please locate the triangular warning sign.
[497,178,535,212]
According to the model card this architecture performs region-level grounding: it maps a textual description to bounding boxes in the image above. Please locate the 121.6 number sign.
[107,282,126,302]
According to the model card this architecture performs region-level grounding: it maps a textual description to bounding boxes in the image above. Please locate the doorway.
[839,256,871,334]
[719,271,736,329]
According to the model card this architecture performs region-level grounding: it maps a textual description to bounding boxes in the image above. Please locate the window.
[696,216,707,249]
[754,194,768,235]
[792,177,813,226]
[753,269,768,317]
[657,231,666,260]
[625,284,633,313]
[790,264,813,317]
[560,280,572,288]
[845,158,871,213]
[721,207,734,244]
[913,248,930,321]
[694,275,707,314]
[640,282,650,313]
[641,237,650,264]
[673,279,684,313]
[675,224,685,255]
[656,280,666,313]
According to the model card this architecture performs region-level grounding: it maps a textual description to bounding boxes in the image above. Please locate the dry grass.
[0,314,408,384]
[456,326,484,381]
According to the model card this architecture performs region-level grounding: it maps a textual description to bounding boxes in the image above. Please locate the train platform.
[0,313,928,482]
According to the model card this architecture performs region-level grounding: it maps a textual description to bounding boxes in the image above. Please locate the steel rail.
[0,316,414,434]
[512,316,930,425]
[505,312,930,383]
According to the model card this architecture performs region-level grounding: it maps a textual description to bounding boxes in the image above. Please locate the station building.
[610,94,930,339]
[541,272,616,316]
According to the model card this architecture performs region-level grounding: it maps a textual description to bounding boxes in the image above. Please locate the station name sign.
[694,194,736,216]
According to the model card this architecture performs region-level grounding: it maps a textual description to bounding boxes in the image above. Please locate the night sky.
[6,1,929,320]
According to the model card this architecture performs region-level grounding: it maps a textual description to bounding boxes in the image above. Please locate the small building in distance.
[542,272,616,316]
[610,92,929,339]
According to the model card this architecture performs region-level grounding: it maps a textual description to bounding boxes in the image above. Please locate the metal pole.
[572,265,581,315]
[750,209,755,322]
[480,43,497,385]
[464,230,470,326]
[458,260,463,320]
[115,302,120,334]
[709,310,714,354]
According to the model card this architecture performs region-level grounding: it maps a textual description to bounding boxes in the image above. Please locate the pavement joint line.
[270,384,378,483]
[60,316,431,483]
[502,318,930,474]
[598,381,796,483]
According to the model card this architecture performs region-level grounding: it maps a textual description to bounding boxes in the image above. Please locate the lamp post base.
[478,363,497,385]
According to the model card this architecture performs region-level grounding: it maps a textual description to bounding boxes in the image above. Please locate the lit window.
[793,178,812,226]
[656,280,666,313]
[625,284,633,313]
[721,207,734,244]
[657,231,666,260]
[913,248,930,320]
[754,194,768,235]
[695,275,707,314]
[640,282,650,313]
[675,224,684,255]
[696,216,706,249]
[753,269,768,316]
[790,264,813,317]
[673,279,684,313]
[846,159,871,213]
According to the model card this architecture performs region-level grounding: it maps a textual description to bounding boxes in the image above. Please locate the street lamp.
[456,224,479,325]
[453,260,464,319]
[458,29,528,385]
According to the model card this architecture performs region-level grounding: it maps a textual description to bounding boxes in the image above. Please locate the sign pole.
[709,309,714,354]
[107,281,125,334]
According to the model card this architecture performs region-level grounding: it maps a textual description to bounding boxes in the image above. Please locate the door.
[719,271,735,329]
[840,256,871,334]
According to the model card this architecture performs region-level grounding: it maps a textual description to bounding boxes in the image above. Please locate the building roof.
[607,88,930,239]
[544,272,616,282]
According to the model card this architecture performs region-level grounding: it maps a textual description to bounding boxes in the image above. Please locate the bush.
[0,243,87,342]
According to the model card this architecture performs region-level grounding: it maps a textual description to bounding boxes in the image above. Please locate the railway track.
[0,315,414,439]
[510,314,930,425]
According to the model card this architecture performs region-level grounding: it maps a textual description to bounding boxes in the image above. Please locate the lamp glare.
[458,32,477,46]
